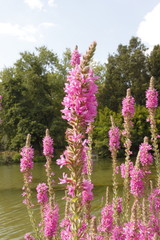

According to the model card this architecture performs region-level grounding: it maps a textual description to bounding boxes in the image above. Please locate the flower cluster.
[61,66,98,126]
[98,204,113,233]
[82,179,94,204]
[20,146,34,173]
[122,94,135,118]
[149,188,160,213]
[36,183,48,205]
[43,135,54,158]
[120,161,134,178]
[108,126,120,152]
[24,233,35,240]
[139,142,153,166]
[130,168,144,196]
[43,204,59,238]
[70,47,81,66]
[146,88,158,109]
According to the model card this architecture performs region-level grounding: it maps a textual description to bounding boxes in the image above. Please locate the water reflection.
[0,158,150,239]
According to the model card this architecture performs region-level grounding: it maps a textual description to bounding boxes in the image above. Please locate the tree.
[100,37,150,112]
[0,47,67,151]
[149,45,160,104]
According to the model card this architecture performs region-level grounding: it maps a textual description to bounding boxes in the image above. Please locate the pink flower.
[146,88,158,109]
[117,197,123,214]
[82,179,93,204]
[67,184,76,198]
[123,221,139,240]
[36,183,48,204]
[60,218,72,240]
[43,203,59,238]
[56,150,71,168]
[70,48,81,66]
[120,161,134,178]
[139,142,153,166]
[111,225,124,240]
[20,146,34,172]
[109,126,120,152]
[130,168,144,196]
[149,188,160,213]
[122,95,135,118]
[24,233,35,240]
[43,135,54,157]
[59,173,73,185]
[98,204,113,233]
[61,66,98,126]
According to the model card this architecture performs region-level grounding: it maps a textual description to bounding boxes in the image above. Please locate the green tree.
[148,45,160,105]
[100,37,150,111]
[0,47,67,151]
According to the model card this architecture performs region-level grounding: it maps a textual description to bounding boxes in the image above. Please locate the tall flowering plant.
[121,88,135,221]
[20,131,59,240]
[146,77,160,187]
[57,42,98,239]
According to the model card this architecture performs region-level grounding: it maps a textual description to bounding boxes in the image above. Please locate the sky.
[0,0,160,69]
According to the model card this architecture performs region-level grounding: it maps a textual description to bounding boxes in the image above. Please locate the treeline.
[0,37,160,159]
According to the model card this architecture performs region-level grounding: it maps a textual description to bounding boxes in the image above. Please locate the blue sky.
[0,0,160,69]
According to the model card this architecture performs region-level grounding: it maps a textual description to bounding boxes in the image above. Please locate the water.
[0,158,134,239]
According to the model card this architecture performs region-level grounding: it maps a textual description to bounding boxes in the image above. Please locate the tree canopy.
[0,38,160,158]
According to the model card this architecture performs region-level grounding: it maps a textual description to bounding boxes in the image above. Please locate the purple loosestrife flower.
[146,88,158,109]
[149,188,160,213]
[70,46,81,66]
[24,233,35,240]
[43,203,59,238]
[109,126,120,152]
[98,203,113,233]
[122,92,135,118]
[123,221,140,240]
[20,146,34,173]
[60,218,72,240]
[43,133,54,158]
[130,167,144,197]
[139,142,153,166]
[111,225,124,240]
[61,66,98,126]
[36,183,48,205]
[82,179,94,204]
[120,161,134,178]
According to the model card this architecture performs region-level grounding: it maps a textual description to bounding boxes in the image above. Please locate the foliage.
[99,37,150,111]
[0,47,67,151]
[93,106,123,156]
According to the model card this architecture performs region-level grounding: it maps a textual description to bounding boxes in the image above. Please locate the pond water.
[0,157,155,240]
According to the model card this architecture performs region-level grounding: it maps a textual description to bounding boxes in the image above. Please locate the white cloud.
[24,0,43,10]
[0,23,38,42]
[0,22,55,42]
[40,22,56,28]
[137,3,160,46]
[48,0,57,7]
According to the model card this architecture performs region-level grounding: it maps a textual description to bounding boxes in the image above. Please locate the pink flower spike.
[36,183,48,205]
[43,203,59,238]
[82,179,94,204]
[20,146,34,173]
[24,233,35,240]
[146,88,158,109]
[139,141,153,166]
[130,167,144,196]
[108,126,120,152]
[70,47,81,66]
[43,131,54,158]
[122,89,135,118]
